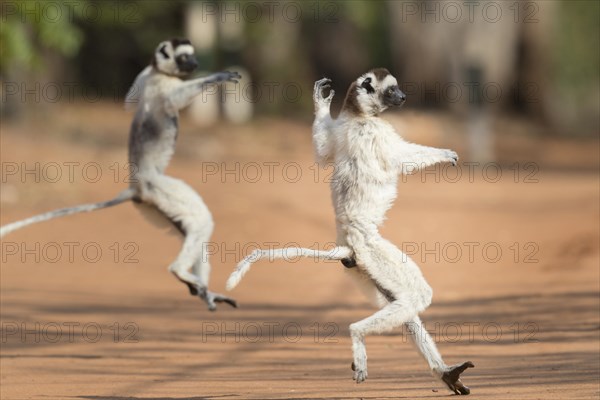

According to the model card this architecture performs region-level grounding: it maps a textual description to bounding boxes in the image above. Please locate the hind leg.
[405,316,474,395]
[346,232,473,391]
[138,174,236,310]
[349,293,422,383]
[188,231,237,311]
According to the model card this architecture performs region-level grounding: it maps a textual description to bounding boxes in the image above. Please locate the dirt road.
[1,105,598,399]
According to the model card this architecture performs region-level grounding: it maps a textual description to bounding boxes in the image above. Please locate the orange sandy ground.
[1,104,598,399]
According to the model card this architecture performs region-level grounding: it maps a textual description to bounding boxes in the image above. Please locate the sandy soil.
[1,103,599,399]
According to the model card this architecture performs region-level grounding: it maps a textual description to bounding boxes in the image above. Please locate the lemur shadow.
[74,395,444,400]
[3,288,598,398]
[75,396,233,400]
[3,289,597,352]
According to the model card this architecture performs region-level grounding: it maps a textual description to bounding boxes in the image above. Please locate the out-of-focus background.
[1,1,598,399]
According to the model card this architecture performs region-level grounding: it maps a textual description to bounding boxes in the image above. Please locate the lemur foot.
[171,273,237,310]
[440,361,474,395]
[314,78,335,104]
[185,281,199,295]
[351,361,368,383]
[172,272,200,295]
[341,257,357,268]
[197,286,238,311]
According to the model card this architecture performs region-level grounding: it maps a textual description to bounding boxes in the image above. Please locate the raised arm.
[167,71,240,111]
[312,78,336,165]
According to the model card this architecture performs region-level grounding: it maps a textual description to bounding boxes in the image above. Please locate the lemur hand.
[443,149,459,166]
[314,78,335,105]
[217,71,241,84]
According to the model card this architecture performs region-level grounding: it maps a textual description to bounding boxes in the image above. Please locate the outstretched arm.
[395,140,458,175]
[168,71,241,110]
[312,78,336,165]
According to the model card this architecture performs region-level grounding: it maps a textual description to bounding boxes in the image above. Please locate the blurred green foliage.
[555,0,600,90]
[74,0,187,95]
[550,0,600,134]
[1,0,598,135]
[1,0,84,73]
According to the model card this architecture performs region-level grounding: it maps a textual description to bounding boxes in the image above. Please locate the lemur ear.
[361,77,375,94]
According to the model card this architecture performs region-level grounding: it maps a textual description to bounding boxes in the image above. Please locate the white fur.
[154,41,176,75]
[154,41,194,77]
[312,74,467,388]
[226,246,353,290]
[125,66,152,111]
[0,188,135,238]
[227,73,470,391]
[175,44,194,56]
[137,173,214,287]
[125,58,240,310]
[0,40,240,312]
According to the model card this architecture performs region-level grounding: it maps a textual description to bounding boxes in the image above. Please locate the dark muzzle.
[177,54,198,73]
[384,86,406,107]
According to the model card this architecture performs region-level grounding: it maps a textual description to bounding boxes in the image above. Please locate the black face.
[383,85,406,107]
[176,53,198,74]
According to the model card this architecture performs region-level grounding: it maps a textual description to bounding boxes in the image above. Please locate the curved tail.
[0,188,136,238]
[226,246,353,290]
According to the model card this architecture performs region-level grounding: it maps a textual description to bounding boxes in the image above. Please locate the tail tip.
[226,274,239,291]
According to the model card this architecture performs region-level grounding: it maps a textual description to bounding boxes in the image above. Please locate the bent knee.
[180,214,214,235]
[418,284,433,311]
[349,323,363,338]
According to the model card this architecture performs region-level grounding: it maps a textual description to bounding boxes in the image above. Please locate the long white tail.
[226,246,353,290]
[0,188,136,238]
